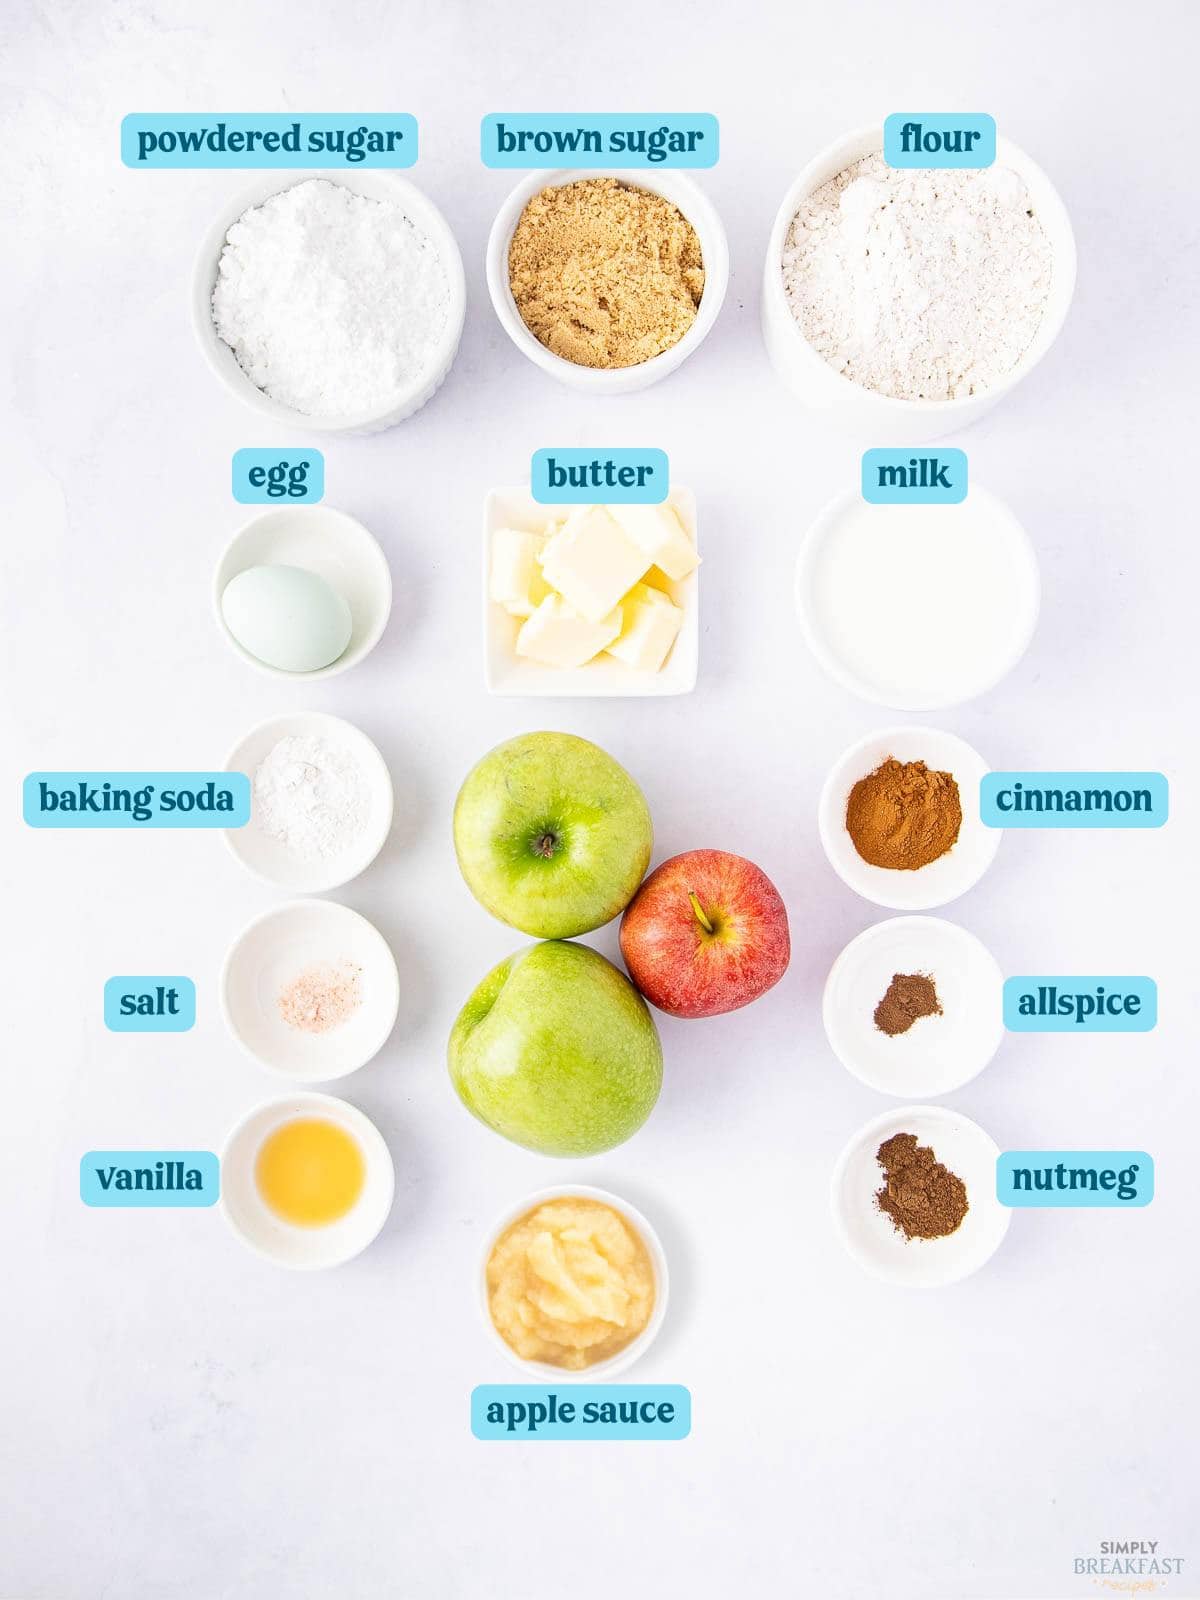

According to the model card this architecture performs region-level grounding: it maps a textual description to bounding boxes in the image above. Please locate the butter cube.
[516,593,622,668]
[538,505,650,624]
[491,528,550,617]
[608,503,698,582]
[605,583,685,673]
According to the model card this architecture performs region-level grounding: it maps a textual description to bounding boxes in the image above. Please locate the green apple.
[448,941,663,1156]
[453,731,652,939]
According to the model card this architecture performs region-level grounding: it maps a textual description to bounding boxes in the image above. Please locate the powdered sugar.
[782,155,1053,401]
[253,733,368,861]
[212,178,449,418]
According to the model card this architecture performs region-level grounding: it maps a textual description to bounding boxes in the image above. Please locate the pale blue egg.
[221,564,353,673]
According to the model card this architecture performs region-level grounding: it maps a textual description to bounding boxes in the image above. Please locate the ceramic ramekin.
[486,168,729,394]
[478,1185,670,1381]
[761,126,1077,443]
[193,170,466,434]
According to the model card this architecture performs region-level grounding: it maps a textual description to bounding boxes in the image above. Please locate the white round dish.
[485,168,728,394]
[819,725,1000,910]
[221,899,400,1083]
[220,1091,395,1270]
[823,916,1004,1097]
[831,1104,1010,1286]
[761,126,1077,444]
[796,487,1040,710]
[478,1185,669,1382]
[223,711,394,894]
[192,170,466,434]
[214,505,392,680]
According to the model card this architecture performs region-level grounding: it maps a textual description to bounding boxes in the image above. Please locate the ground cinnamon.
[846,757,962,870]
[874,973,942,1036]
[875,1131,968,1240]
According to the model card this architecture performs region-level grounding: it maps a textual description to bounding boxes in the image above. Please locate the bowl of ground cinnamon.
[486,168,729,392]
[831,1105,1010,1286]
[818,726,1001,910]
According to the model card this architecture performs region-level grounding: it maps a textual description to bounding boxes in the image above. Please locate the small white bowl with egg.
[484,488,699,696]
[221,899,400,1083]
[220,1092,395,1270]
[215,505,392,680]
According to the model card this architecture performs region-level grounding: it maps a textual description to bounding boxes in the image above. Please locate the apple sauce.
[486,1196,655,1370]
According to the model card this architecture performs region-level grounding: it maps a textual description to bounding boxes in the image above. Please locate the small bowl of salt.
[224,711,394,893]
[193,172,465,434]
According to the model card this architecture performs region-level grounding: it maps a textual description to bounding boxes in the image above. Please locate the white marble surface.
[3,3,1197,1597]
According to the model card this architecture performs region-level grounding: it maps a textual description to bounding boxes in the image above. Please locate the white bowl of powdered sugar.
[223,711,394,893]
[194,172,465,433]
[762,126,1076,442]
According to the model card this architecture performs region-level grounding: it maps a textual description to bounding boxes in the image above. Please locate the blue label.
[884,113,996,168]
[981,772,1168,829]
[997,1152,1153,1207]
[24,773,250,829]
[481,114,718,169]
[1003,977,1156,1033]
[81,1152,219,1207]
[120,114,417,169]
[105,977,196,1033]
[471,1385,690,1440]
[531,449,668,505]
[232,449,324,504]
[861,448,967,504]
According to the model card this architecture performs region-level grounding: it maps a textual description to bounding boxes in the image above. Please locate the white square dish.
[483,486,699,697]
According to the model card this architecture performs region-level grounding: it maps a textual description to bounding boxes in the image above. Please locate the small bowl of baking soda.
[762,125,1076,442]
[193,172,465,433]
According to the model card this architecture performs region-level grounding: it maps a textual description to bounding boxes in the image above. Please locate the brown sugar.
[874,973,943,1036]
[508,178,704,369]
[845,757,962,870]
[875,1132,969,1240]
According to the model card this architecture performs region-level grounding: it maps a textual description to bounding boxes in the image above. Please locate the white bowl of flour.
[762,126,1076,442]
[194,172,465,434]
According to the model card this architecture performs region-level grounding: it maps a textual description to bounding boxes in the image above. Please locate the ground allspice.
[875,1132,969,1240]
[508,177,704,369]
[845,757,962,871]
[874,972,942,1036]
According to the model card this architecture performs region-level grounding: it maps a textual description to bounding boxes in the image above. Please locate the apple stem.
[688,891,715,934]
[533,832,557,859]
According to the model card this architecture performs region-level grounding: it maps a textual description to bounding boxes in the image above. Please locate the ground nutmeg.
[875,1131,969,1241]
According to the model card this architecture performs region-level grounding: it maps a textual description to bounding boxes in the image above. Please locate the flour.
[212,178,449,418]
[782,155,1053,401]
[253,733,368,861]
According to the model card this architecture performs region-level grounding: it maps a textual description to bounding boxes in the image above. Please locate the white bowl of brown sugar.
[485,169,729,393]
[221,899,399,1083]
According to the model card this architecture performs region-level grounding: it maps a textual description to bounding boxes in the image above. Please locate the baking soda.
[253,733,368,861]
[212,178,449,418]
[782,155,1053,401]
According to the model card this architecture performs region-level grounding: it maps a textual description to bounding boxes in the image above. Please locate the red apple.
[619,849,790,1018]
